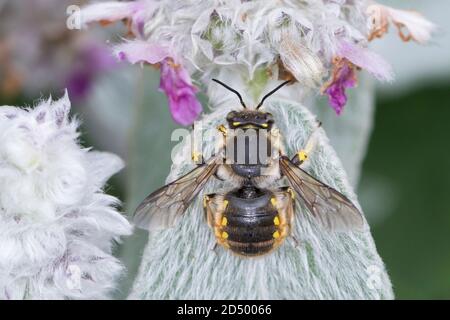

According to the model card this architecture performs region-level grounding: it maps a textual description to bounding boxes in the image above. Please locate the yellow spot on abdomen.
[223,200,229,209]
[273,231,280,239]
[232,122,241,127]
[221,216,228,226]
[273,216,280,226]
[270,197,277,207]
[222,231,229,239]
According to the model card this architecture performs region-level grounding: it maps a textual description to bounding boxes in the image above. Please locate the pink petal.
[325,84,347,115]
[387,7,435,44]
[81,1,145,24]
[159,60,202,125]
[159,60,195,93]
[337,40,394,82]
[367,4,435,44]
[113,39,202,125]
[323,59,357,115]
[114,41,170,64]
[168,93,202,126]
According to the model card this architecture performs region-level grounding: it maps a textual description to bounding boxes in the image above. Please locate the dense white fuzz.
[0,93,132,299]
[130,99,393,299]
[83,0,400,99]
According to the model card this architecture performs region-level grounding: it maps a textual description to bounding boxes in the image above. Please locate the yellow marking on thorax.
[273,231,280,239]
[223,200,229,210]
[298,150,308,162]
[232,122,241,127]
[221,231,229,239]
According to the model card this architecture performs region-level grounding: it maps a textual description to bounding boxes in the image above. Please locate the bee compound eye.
[226,111,237,121]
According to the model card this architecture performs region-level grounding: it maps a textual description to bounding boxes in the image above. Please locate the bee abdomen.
[222,187,281,256]
[223,217,277,256]
[225,215,276,243]
[227,239,275,257]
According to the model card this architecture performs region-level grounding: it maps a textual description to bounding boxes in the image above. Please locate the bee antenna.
[212,79,247,109]
[255,80,291,110]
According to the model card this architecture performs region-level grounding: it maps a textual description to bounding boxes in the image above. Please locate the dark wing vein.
[280,156,364,231]
[133,157,220,230]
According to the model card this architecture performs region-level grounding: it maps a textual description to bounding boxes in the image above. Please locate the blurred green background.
[361,83,450,299]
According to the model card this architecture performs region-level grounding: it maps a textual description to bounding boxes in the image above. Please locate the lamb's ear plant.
[0,93,132,299]
[82,0,434,299]
[129,99,393,299]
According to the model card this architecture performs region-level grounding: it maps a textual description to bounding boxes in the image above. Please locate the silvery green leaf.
[114,68,178,298]
[83,66,140,159]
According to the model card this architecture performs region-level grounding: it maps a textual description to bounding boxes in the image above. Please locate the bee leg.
[290,235,300,248]
[216,124,228,137]
[191,150,203,164]
[203,194,217,228]
[210,242,219,256]
[291,121,322,166]
[203,193,229,250]
[271,188,295,248]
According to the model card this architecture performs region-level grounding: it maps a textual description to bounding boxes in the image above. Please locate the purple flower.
[114,41,202,125]
[336,40,394,82]
[115,40,170,64]
[322,39,395,114]
[66,43,117,102]
[323,58,357,115]
[159,60,202,126]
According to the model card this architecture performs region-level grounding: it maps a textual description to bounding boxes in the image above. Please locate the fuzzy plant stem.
[129,99,393,299]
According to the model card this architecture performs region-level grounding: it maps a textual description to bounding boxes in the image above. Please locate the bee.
[134,79,364,257]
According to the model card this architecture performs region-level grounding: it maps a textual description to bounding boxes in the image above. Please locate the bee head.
[226,110,274,130]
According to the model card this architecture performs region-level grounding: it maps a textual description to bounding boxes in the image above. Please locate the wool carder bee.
[134,79,364,257]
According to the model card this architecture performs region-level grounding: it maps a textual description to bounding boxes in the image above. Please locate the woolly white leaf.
[0,94,132,300]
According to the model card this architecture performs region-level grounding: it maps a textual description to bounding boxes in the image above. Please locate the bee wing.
[279,156,364,231]
[133,156,221,230]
